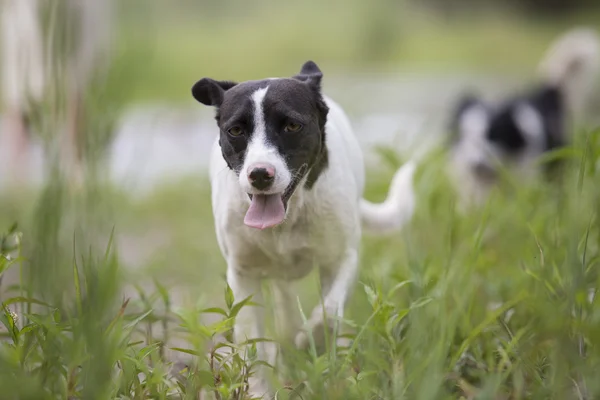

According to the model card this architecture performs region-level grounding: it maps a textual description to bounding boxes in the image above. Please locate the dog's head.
[192,61,329,230]
[449,91,553,184]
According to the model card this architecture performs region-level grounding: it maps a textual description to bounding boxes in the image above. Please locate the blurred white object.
[1,0,46,110]
[538,27,600,122]
[0,0,113,185]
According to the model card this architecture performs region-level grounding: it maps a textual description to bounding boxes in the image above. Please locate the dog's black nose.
[248,165,275,190]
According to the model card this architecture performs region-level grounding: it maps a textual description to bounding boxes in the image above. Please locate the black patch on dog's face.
[530,86,565,151]
[486,104,527,153]
[449,93,488,145]
[191,61,329,194]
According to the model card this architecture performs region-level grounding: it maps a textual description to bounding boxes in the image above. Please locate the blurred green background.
[113,0,600,103]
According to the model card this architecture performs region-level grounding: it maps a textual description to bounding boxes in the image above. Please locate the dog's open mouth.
[243,165,307,230]
[473,162,498,183]
[244,193,286,230]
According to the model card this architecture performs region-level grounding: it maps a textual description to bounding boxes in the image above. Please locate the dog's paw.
[294,321,351,352]
[294,329,312,351]
[295,302,343,351]
[247,376,272,399]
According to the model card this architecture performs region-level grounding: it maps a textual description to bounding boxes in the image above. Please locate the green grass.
[1,127,600,399]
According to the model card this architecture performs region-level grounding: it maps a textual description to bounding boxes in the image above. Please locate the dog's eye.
[228,126,244,137]
[284,122,303,133]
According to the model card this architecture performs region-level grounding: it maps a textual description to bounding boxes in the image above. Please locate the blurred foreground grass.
[1,127,600,399]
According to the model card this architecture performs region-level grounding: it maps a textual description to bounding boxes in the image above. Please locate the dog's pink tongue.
[244,194,285,229]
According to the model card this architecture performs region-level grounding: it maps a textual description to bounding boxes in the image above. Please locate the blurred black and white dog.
[448,28,600,206]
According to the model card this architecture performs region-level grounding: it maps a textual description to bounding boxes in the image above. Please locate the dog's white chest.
[222,204,346,280]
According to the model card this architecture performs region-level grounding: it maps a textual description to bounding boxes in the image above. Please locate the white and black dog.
[448,28,600,206]
[191,61,415,397]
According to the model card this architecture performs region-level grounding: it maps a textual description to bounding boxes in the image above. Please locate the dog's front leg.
[227,267,271,398]
[295,249,358,350]
[272,280,302,345]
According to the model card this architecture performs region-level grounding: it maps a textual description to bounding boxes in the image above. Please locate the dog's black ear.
[449,93,489,142]
[191,78,237,107]
[294,61,329,133]
[454,93,483,116]
[451,93,484,129]
[293,60,323,89]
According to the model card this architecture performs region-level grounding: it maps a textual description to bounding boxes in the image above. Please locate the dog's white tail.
[538,27,600,116]
[360,161,417,235]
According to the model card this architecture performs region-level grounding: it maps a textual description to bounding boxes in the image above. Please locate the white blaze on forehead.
[459,104,489,142]
[513,103,544,144]
[456,104,498,170]
[513,103,546,164]
[239,85,292,195]
[251,87,269,145]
